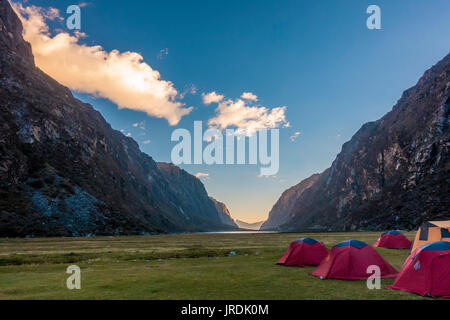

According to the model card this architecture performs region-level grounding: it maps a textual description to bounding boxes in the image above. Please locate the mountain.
[155,163,237,231]
[269,53,450,232]
[235,220,265,230]
[0,0,232,237]
[260,174,319,230]
[209,197,238,228]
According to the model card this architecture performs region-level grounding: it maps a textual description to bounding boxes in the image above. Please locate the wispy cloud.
[157,48,168,60]
[257,173,277,179]
[142,140,151,145]
[194,172,209,178]
[202,91,224,105]
[77,2,92,8]
[13,3,191,125]
[179,84,197,99]
[132,121,146,130]
[290,131,301,141]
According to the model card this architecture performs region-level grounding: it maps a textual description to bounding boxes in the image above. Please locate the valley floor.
[0,232,431,300]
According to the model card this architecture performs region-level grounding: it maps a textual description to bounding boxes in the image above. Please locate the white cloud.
[202,92,224,105]
[142,140,151,145]
[241,92,258,102]
[132,123,139,127]
[194,172,209,178]
[208,96,288,135]
[290,131,301,141]
[13,3,191,125]
[126,133,132,137]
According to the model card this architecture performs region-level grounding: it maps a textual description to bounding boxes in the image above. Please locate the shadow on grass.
[0,248,265,266]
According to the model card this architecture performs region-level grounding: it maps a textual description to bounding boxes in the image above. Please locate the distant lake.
[198,231,279,234]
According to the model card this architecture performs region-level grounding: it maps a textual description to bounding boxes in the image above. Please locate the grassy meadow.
[0,232,431,300]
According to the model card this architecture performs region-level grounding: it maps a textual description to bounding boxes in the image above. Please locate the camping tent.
[276,238,328,267]
[388,241,450,298]
[312,240,398,280]
[411,221,450,252]
[373,230,412,249]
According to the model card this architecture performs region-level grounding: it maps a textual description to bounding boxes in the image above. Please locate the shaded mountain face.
[0,0,231,236]
[209,197,238,228]
[272,53,450,232]
[260,174,319,230]
[156,163,237,230]
[235,220,265,230]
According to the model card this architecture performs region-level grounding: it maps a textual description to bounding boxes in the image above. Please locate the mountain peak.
[209,197,238,228]
[0,0,232,236]
[0,0,34,66]
[267,52,450,232]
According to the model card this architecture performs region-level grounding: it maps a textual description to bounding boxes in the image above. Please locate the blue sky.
[17,0,450,222]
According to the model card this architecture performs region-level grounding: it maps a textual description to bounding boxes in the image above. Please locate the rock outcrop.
[0,0,232,236]
[260,174,319,230]
[209,197,238,228]
[269,53,450,232]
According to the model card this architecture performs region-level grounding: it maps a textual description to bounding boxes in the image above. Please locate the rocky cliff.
[156,163,237,230]
[0,0,231,236]
[260,174,319,230]
[271,53,450,232]
[209,197,238,228]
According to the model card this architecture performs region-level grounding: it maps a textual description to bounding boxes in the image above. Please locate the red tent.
[388,241,450,298]
[373,230,412,249]
[276,238,328,267]
[312,240,398,280]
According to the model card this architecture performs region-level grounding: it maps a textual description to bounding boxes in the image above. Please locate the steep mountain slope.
[260,174,319,230]
[209,197,238,228]
[273,53,450,232]
[156,163,237,230]
[0,0,230,236]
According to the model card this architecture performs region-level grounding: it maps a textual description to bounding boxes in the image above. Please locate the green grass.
[0,232,430,300]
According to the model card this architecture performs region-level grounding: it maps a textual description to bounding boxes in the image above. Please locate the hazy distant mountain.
[0,0,233,236]
[260,174,319,230]
[209,197,238,228]
[269,53,450,232]
[235,220,265,230]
